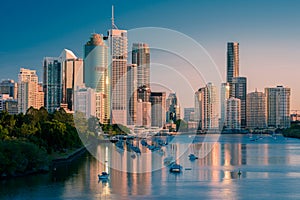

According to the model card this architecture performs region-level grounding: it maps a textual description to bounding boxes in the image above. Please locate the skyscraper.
[226,97,241,130]
[166,93,181,123]
[194,83,218,130]
[231,77,247,128]
[150,92,166,128]
[18,68,40,113]
[136,100,151,128]
[108,12,128,125]
[0,79,18,99]
[220,82,230,130]
[184,108,194,122]
[84,34,110,123]
[227,42,239,84]
[132,43,150,89]
[127,64,137,125]
[265,86,291,128]
[43,57,62,113]
[60,49,83,111]
[246,90,267,129]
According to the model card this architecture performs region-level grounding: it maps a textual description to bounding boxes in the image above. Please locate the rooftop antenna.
[111,5,118,29]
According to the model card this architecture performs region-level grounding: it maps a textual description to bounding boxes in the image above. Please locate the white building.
[195,83,219,130]
[265,86,291,128]
[220,82,230,130]
[246,90,267,129]
[108,28,128,125]
[74,86,104,121]
[226,97,241,130]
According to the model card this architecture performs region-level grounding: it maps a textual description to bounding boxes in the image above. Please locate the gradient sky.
[1,0,300,110]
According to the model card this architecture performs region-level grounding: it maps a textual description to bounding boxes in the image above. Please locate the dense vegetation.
[0,107,83,177]
[282,122,300,139]
[0,107,131,177]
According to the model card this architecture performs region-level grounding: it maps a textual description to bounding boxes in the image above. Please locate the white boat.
[98,172,109,179]
[169,163,182,173]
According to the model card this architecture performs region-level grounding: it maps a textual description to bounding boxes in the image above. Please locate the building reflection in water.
[80,135,288,198]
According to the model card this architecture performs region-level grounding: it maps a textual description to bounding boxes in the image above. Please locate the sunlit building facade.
[265,86,291,128]
[84,34,110,123]
[226,97,241,130]
[150,92,166,128]
[246,90,267,129]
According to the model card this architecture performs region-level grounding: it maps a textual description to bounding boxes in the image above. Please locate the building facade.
[246,90,267,129]
[231,77,247,128]
[225,97,241,130]
[150,92,166,128]
[0,79,18,99]
[265,86,291,128]
[127,64,137,125]
[132,43,150,89]
[184,107,194,122]
[227,42,239,85]
[18,68,40,113]
[43,57,62,113]
[166,93,180,123]
[195,83,218,130]
[220,82,230,130]
[84,34,110,123]
[60,49,84,111]
[108,29,128,125]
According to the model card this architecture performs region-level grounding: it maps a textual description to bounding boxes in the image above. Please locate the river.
[1,134,300,199]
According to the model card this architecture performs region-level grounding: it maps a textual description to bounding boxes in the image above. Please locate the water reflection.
[2,135,300,199]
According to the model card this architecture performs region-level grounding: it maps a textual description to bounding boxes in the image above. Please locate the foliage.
[282,123,300,139]
[0,140,49,177]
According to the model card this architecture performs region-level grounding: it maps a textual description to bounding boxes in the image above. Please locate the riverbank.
[50,146,88,167]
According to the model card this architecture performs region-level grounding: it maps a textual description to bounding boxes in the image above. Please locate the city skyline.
[0,1,299,111]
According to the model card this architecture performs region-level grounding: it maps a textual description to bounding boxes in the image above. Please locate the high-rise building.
[194,83,218,130]
[184,108,194,122]
[74,86,104,120]
[150,92,166,128]
[43,57,62,113]
[84,34,110,123]
[247,90,267,129]
[127,64,137,125]
[132,43,150,89]
[265,86,291,128]
[60,49,84,111]
[231,77,247,128]
[220,82,230,130]
[227,42,239,84]
[136,100,151,128]
[225,97,241,130]
[0,94,18,115]
[108,27,128,125]
[166,93,181,123]
[18,68,40,113]
[0,79,18,99]
[36,83,44,110]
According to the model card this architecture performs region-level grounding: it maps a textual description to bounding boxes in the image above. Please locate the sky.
[0,0,300,111]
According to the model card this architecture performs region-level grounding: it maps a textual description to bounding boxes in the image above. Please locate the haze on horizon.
[0,0,299,111]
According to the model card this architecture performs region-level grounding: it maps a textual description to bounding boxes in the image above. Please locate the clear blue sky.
[1,0,299,110]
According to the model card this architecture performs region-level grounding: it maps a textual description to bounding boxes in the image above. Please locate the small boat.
[188,154,198,161]
[98,172,109,179]
[169,163,182,173]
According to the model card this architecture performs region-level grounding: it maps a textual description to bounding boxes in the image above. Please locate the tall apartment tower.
[226,97,241,130]
[127,64,137,125]
[0,79,18,99]
[150,92,166,128]
[60,49,83,111]
[246,90,267,129]
[227,42,239,84]
[108,8,128,125]
[18,68,40,113]
[231,77,247,128]
[84,34,110,124]
[194,83,218,130]
[132,43,150,89]
[43,57,62,113]
[265,86,291,128]
[220,82,230,130]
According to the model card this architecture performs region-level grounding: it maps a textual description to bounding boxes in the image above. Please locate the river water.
[1,134,300,200]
